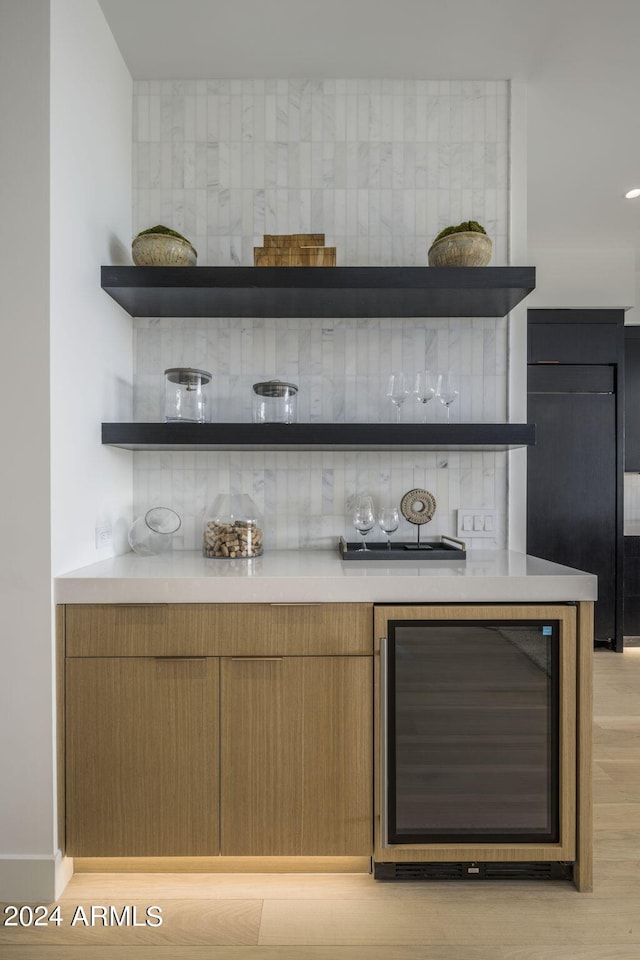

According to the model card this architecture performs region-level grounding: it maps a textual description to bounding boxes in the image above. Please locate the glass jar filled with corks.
[202,494,263,559]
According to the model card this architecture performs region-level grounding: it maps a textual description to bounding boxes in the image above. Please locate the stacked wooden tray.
[254,233,337,266]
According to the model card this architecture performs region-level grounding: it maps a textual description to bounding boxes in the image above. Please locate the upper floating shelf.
[101,266,536,319]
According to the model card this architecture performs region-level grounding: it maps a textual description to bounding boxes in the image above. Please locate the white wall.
[51,0,133,574]
[0,0,133,903]
[625,263,640,325]
[526,247,635,311]
[0,0,57,902]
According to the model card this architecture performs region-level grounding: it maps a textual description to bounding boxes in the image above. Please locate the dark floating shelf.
[102,422,536,452]
[101,266,536,319]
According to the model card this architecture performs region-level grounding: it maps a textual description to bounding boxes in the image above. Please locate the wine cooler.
[373,604,583,882]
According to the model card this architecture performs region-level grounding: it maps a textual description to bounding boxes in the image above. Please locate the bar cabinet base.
[373,602,594,892]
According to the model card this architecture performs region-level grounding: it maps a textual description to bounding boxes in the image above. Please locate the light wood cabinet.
[65,656,219,857]
[65,601,372,657]
[63,602,374,858]
[220,656,372,856]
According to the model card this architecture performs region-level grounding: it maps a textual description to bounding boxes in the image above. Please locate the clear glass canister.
[252,379,298,423]
[203,494,264,559]
[164,367,212,423]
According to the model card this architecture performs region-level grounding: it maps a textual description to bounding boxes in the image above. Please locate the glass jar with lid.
[252,379,298,423]
[164,367,212,423]
[203,494,264,559]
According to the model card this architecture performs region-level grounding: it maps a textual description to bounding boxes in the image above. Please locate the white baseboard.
[0,851,73,902]
[55,853,74,898]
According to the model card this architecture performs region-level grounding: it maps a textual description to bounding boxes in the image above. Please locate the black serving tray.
[338,535,466,561]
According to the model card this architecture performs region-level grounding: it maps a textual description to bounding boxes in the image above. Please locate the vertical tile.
[131,79,511,549]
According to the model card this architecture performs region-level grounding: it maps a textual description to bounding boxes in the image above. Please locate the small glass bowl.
[128,507,182,556]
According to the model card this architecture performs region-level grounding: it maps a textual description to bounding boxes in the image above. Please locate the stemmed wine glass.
[378,506,400,548]
[414,370,436,422]
[387,372,410,423]
[353,495,376,551]
[436,372,459,423]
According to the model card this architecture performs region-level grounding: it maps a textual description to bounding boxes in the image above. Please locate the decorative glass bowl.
[128,507,182,556]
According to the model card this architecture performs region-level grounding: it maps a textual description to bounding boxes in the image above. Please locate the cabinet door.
[625,327,640,471]
[66,657,218,856]
[527,365,620,644]
[220,656,373,856]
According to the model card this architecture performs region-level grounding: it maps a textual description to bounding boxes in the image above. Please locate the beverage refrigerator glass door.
[382,619,561,846]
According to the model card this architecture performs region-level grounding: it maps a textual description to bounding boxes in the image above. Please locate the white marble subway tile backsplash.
[132,78,511,550]
[133,316,506,424]
[133,449,508,554]
[133,78,510,268]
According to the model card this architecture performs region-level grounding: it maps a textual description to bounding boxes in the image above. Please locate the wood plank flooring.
[2,647,640,958]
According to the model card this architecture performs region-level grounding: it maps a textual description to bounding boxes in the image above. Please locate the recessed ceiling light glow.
[625,188,640,199]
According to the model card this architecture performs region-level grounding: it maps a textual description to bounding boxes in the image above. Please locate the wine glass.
[414,370,436,422]
[386,372,410,423]
[378,506,399,548]
[436,372,459,423]
[353,495,376,551]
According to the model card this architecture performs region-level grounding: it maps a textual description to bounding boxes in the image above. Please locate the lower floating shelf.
[102,422,536,451]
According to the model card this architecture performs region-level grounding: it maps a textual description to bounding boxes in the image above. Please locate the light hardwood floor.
[3,647,640,959]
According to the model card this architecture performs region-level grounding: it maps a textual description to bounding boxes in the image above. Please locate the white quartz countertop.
[55,549,598,605]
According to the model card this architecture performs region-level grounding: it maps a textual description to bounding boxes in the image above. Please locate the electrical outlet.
[95,525,112,549]
[457,509,497,539]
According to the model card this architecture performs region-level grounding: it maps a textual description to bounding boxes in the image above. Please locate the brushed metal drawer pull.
[154,656,207,662]
[114,603,169,608]
[268,603,323,607]
[230,657,284,662]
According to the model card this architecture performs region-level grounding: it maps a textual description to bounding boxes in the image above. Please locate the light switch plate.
[457,509,497,538]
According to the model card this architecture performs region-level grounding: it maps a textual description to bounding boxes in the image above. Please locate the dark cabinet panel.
[624,537,640,636]
[528,309,623,364]
[528,383,617,640]
[624,328,640,471]
[527,310,624,651]
[528,365,615,394]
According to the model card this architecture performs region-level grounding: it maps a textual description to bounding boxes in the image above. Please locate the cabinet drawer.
[64,602,373,657]
[199,603,373,656]
[527,310,624,364]
[528,364,615,394]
